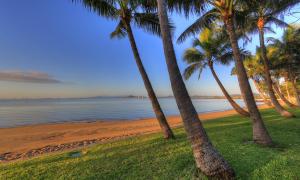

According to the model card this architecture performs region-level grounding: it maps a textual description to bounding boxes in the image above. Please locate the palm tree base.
[193,143,235,179]
[162,129,175,139]
[280,111,296,118]
[252,121,273,146]
[253,137,273,147]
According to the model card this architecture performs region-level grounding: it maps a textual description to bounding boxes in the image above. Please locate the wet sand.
[0,105,270,162]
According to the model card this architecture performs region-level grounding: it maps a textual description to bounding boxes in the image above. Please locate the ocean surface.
[0,97,252,128]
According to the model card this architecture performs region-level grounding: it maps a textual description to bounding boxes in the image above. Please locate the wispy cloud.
[0,71,62,84]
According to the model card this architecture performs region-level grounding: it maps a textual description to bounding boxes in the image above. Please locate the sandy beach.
[0,105,269,162]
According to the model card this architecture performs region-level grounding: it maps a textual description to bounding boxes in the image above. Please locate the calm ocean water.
[0,97,251,128]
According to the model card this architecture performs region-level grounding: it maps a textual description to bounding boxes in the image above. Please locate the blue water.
[0,97,251,128]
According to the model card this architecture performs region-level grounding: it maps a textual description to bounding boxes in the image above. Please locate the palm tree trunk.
[291,79,300,106]
[252,79,272,107]
[225,17,272,146]
[285,81,291,101]
[156,0,235,178]
[258,29,294,117]
[285,79,291,101]
[209,62,249,116]
[124,21,174,139]
[273,82,297,108]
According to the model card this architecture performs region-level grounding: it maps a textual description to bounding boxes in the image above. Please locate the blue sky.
[0,0,299,99]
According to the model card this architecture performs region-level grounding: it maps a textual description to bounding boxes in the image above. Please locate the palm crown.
[183,27,250,117]
[74,0,165,39]
[183,27,244,80]
[240,0,300,35]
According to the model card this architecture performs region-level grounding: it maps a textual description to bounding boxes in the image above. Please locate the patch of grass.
[1,109,300,179]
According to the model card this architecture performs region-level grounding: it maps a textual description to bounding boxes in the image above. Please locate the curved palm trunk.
[291,79,300,106]
[156,0,235,178]
[258,29,294,117]
[273,83,297,108]
[252,79,272,107]
[124,22,174,139]
[209,63,249,116]
[225,18,272,146]
[285,79,291,101]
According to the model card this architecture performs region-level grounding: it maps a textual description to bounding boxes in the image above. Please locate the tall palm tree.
[74,0,174,139]
[183,28,249,116]
[269,27,300,106]
[242,0,299,117]
[177,0,273,146]
[253,46,297,108]
[265,46,298,108]
[156,0,235,178]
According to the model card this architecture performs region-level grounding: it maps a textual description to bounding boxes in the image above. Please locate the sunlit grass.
[1,109,299,179]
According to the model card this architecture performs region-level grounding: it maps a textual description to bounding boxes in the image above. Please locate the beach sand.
[0,105,270,162]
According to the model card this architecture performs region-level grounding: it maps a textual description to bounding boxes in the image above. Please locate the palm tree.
[255,46,297,108]
[183,28,249,117]
[242,0,299,117]
[269,27,300,106]
[261,46,298,108]
[156,0,235,178]
[177,0,273,146]
[74,0,174,139]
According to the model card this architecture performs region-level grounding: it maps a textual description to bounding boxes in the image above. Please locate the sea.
[0,97,252,128]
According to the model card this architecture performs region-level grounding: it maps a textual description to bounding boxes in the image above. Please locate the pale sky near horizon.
[0,1,299,99]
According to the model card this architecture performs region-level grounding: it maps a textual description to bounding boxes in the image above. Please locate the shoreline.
[0,106,249,129]
[0,104,270,162]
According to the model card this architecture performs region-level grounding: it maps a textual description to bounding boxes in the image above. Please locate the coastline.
[0,104,270,162]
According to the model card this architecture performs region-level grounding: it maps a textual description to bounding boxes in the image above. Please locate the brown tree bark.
[209,62,250,117]
[225,17,273,146]
[258,29,294,117]
[124,21,174,139]
[156,0,235,178]
[252,79,272,107]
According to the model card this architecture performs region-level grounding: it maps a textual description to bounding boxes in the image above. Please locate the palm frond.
[266,17,290,28]
[133,12,174,36]
[231,66,237,76]
[267,37,282,44]
[110,21,127,39]
[218,52,234,65]
[183,48,206,64]
[73,0,118,20]
[268,0,300,17]
[183,63,203,80]
[263,26,276,34]
[192,38,207,50]
[177,8,219,43]
[166,0,207,17]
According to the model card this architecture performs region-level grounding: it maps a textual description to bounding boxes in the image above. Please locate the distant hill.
[126,95,246,99]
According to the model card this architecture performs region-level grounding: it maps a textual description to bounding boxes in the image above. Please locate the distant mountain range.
[125,94,261,99]
[0,94,262,101]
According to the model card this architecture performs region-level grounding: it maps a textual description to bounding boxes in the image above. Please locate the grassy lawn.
[1,109,300,180]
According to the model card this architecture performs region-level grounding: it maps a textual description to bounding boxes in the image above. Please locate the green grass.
[1,109,300,180]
